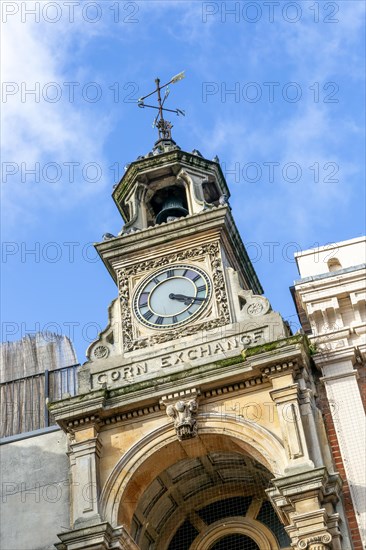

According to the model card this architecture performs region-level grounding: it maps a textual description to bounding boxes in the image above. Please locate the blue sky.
[2,0,365,363]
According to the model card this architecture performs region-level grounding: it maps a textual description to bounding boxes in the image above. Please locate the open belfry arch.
[50,102,347,549]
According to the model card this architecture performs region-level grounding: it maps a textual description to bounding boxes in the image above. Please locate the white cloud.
[1,6,112,229]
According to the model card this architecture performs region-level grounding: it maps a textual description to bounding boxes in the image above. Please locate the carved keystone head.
[161,390,200,441]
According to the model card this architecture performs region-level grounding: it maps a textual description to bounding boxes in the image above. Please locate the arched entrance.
[130,450,290,549]
[100,416,290,550]
[101,414,287,527]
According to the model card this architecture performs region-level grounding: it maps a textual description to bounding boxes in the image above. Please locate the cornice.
[49,336,310,433]
[48,390,107,427]
[243,335,311,375]
[312,345,359,367]
[95,205,262,295]
[294,266,366,297]
[294,263,365,286]
[95,206,228,279]
[268,467,342,504]
[62,372,270,433]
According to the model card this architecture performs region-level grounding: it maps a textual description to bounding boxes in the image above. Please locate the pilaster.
[68,424,103,528]
[269,381,314,473]
[298,387,324,469]
[314,349,366,544]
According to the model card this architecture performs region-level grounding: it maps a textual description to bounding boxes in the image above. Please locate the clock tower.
[91,138,264,357]
[51,131,345,549]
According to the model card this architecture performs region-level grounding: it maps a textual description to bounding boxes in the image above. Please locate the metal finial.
[137,72,185,140]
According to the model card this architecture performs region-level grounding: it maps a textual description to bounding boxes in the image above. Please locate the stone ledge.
[56,521,139,550]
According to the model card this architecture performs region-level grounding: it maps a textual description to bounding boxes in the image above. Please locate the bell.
[156,195,188,224]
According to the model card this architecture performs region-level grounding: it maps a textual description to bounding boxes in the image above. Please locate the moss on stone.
[212,355,243,368]
[308,343,318,356]
[108,356,245,399]
[243,334,306,358]
[47,388,106,410]
[49,336,310,408]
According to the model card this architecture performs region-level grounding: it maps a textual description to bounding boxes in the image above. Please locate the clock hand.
[169,293,187,303]
[185,297,207,305]
[169,293,207,305]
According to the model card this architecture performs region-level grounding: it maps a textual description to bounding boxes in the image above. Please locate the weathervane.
[137,72,185,140]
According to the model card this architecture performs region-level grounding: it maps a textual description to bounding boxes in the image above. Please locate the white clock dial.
[133,265,212,329]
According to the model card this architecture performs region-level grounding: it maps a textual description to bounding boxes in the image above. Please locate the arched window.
[210,533,259,549]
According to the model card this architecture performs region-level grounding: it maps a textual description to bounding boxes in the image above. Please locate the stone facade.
[49,141,353,550]
[2,140,364,550]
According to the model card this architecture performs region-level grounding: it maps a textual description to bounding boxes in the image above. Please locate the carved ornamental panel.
[117,242,230,352]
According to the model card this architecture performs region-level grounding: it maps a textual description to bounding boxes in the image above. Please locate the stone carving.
[93,345,110,359]
[298,533,332,550]
[242,295,270,318]
[247,302,264,316]
[86,298,124,363]
[157,119,173,140]
[165,399,199,440]
[119,182,148,234]
[225,268,272,321]
[117,242,230,352]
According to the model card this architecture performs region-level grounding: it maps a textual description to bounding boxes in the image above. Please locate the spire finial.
[138,72,185,140]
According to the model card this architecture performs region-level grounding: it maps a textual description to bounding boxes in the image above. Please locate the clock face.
[133,265,212,329]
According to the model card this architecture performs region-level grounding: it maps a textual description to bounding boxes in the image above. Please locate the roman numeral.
[167,269,175,278]
[156,316,164,325]
[183,269,189,277]
[139,292,150,308]
[143,311,153,320]
[153,277,160,285]
[193,275,200,282]
[197,285,206,292]
[172,316,178,324]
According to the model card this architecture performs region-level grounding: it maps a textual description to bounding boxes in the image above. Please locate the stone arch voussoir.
[100,413,287,528]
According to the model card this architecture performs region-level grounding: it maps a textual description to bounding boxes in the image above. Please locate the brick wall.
[317,383,363,550]
[356,364,366,414]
